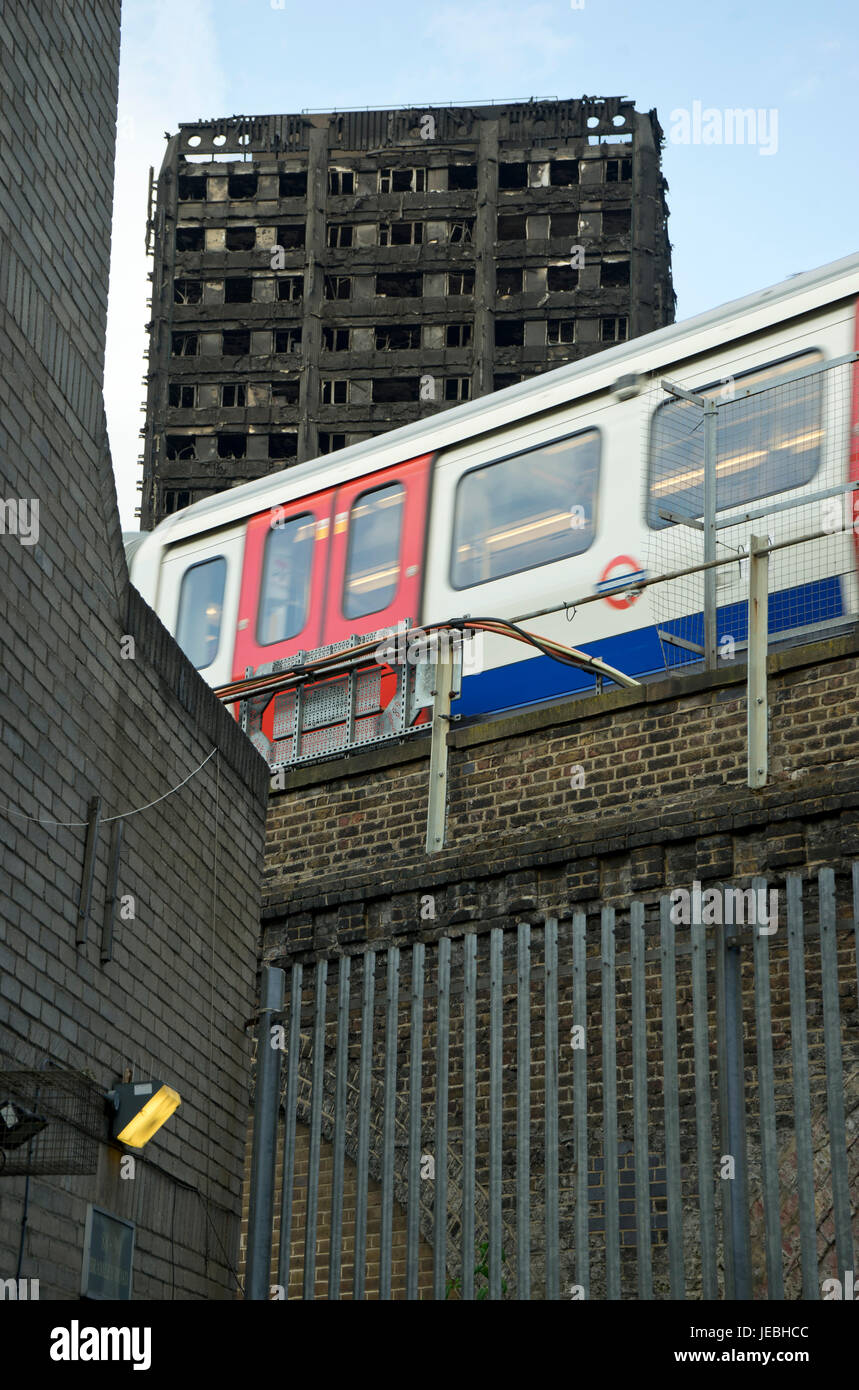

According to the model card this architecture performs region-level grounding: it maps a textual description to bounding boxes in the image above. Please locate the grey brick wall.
[0,0,269,1300]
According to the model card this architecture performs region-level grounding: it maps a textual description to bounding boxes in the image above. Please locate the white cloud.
[105,0,226,531]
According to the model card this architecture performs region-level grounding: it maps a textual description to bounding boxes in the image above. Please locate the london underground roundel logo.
[597,555,646,610]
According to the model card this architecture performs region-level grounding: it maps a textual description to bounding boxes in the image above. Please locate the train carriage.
[128,253,859,732]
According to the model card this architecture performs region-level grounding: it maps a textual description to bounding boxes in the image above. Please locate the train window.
[343,483,405,620]
[257,514,315,645]
[451,429,600,589]
[176,558,226,670]
[647,350,824,529]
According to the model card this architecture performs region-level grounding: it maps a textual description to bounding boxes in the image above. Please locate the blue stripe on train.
[453,576,844,718]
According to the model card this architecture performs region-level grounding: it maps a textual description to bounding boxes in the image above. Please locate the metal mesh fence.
[0,1068,104,1175]
[644,356,855,670]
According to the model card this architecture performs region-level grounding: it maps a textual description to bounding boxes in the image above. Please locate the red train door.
[321,453,432,644]
[232,486,335,680]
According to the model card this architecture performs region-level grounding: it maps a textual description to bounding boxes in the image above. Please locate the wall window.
[275,327,302,353]
[277,275,303,302]
[172,331,199,357]
[548,264,579,292]
[495,319,524,347]
[379,167,426,193]
[446,323,473,348]
[372,378,420,403]
[323,327,350,351]
[278,224,305,250]
[606,158,632,182]
[223,328,250,355]
[327,223,353,248]
[499,162,527,189]
[258,514,315,645]
[343,483,404,619]
[375,324,421,350]
[451,429,600,588]
[217,433,246,459]
[269,432,298,460]
[376,271,423,298]
[175,226,204,252]
[444,378,471,402]
[447,270,474,296]
[164,489,191,515]
[176,557,226,670]
[319,432,346,454]
[324,275,351,300]
[177,175,206,201]
[224,277,253,303]
[380,220,423,246]
[601,316,627,342]
[168,383,197,408]
[449,219,474,244]
[497,214,526,241]
[272,379,300,404]
[548,319,576,345]
[221,384,246,407]
[166,434,196,460]
[601,258,630,288]
[448,165,477,190]
[550,160,579,187]
[497,267,523,297]
[228,173,257,200]
[279,170,307,197]
[225,226,256,251]
[322,379,349,404]
[329,168,355,195]
[174,278,202,304]
[603,208,631,236]
[647,352,824,529]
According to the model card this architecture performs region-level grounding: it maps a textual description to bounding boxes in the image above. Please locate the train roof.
[140,250,859,549]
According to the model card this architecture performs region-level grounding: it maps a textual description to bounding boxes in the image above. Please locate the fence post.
[748,533,769,787]
[246,964,285,1300]
[703,398,718,669]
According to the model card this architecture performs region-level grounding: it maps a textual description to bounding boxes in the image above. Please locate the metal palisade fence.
[245,867,859,1300]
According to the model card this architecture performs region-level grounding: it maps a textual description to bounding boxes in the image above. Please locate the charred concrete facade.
[140,98,674,528]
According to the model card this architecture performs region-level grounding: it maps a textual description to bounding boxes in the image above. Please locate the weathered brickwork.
[261,634,859,1296]
[0,1,268,1300]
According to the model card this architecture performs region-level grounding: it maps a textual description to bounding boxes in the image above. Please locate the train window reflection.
[258,513,315,644]
[451,429,600,589]
[176,557,226,670]
[648,351,824,529]
[343,483,404,620]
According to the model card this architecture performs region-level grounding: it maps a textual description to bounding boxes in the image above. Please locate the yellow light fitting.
[110,1081,181,1148]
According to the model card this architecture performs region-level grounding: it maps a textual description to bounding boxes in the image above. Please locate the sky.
[105,0,859,531]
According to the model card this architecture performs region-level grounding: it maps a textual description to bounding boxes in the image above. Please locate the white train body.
[129,253,859,721]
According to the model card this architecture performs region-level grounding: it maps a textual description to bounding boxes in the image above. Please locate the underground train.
[128,252,859,728]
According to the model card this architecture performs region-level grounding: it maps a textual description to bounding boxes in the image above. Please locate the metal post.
[703,398,718,669]
[722,917,751,1298]
[748,533,769,787]
[426,644,454,854]
[246,964,285,1300]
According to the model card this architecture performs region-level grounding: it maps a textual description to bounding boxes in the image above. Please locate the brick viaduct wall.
[0,1,269,1299]
[261,633,859,1297]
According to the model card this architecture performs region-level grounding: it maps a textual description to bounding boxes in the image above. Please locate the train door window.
[451,429,600,588]
[257,513,315,645]
[176,557,226,670]
[342,483,405,620]
[647,350,824,529]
